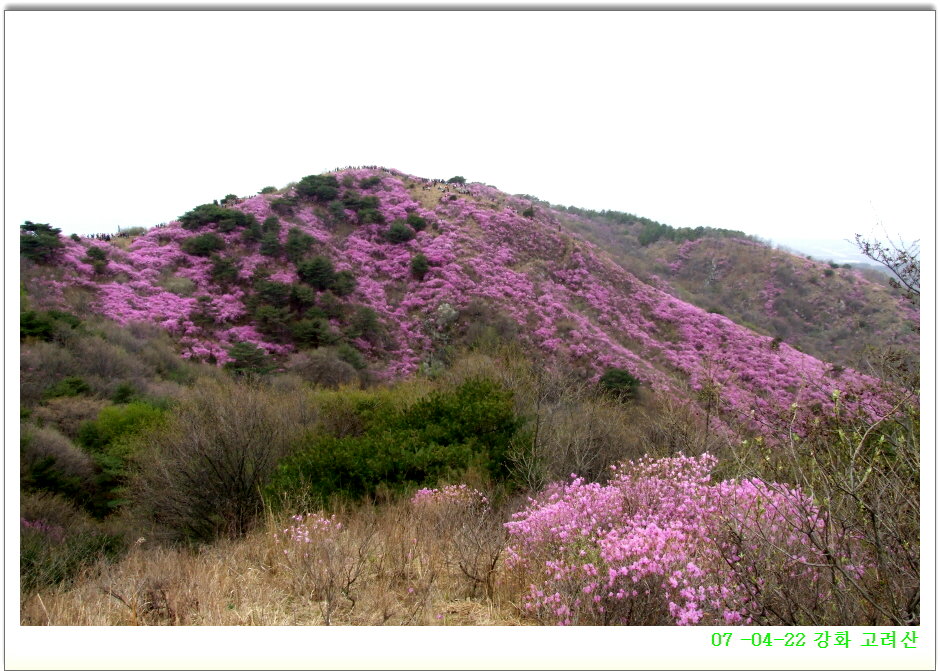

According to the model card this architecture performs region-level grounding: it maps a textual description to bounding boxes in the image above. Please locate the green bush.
[290,284,317,312]
[21,309,82,342]
[255,280,293,308]
[270,197,297,216]
[44,376,92,400]
[76,401,167,516]
[447,176,466,184]
[359,208,385,224]
[285,227,315,264]
[291,318,340,348]
[328,200,348,224]
[598,367,640,401]
[522,207,535,218]
[360,176,382,189]
[77,401,166,454]
[20,222,64,263]
[225,342,276,377]
[385,221,415,244]
[265,378,520,506]
[21,518,125,594]
[255,305,292,340]
[262,216,281,234]
[85,246,108,262]
[345,306,383,344]
[410,253,430,280]
[296,174,340,202]
[111,382,137,404]
[178,204,254,231]
[318,292,346,320]
[241,218,263,243]
[180,233,224,257]
[260,232,282,257]
[337,342,366,370]
[260,186,278,194]
[406,212,427,231]
[84,246,109,274]
[331,270,357,296]
[297,256,336,290]
[211,256,240,285]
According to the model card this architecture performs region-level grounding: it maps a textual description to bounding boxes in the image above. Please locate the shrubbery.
[21,309,82,342]
[132,378,318,542]
[285,227,315,263]
[410,253,430,280]
[180,233,225,257]
[598,367,640,400]
[296,174,340,202]
[178,204,255,231]
[21,511,125,594]
[20,222,64,263]
[386,221,415,244]
[266,378,521,507]
[297,256,336,290]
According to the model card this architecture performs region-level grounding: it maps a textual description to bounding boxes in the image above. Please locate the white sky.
[5,10,934,250]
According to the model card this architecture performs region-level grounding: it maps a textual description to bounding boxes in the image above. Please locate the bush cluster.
[266,378,521,507]
[178,204,256,232]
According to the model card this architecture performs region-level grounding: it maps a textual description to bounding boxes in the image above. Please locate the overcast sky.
[6,11,933,252]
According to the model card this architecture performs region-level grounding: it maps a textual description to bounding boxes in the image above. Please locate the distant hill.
[536,203,918,371]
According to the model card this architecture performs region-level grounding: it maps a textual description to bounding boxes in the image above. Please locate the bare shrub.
[20,342,82,405]
[71,337,149,394]
[132,378,319,542]
[286,349,358,389]
[410,486,507,598]
[31,397,109,440]
[21,423,96,485]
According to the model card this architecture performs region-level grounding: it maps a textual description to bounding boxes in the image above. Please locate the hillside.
[534,200,919,371]
[21,167,899,431]
[19,167,919,628]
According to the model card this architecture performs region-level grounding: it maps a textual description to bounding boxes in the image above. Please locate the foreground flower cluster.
[504,454,862,625]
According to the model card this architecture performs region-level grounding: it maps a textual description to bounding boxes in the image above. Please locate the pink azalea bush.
[504,453,865,626]
[274,512,342,556]
[410,484,489,510]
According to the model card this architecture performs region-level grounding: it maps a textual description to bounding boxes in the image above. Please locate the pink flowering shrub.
[504,453,865,626]
[410,484,489,510]
[275,512,343,551]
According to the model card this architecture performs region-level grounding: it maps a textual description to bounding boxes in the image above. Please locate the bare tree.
[854,233,920,304]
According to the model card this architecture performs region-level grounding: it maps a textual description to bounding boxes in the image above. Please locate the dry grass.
[20,498,531,626]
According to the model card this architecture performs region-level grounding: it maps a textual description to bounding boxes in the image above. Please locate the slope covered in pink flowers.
[35,167,892,428]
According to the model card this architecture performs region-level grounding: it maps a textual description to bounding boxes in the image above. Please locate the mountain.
[22,167,909,431]
[525,199,918,371]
